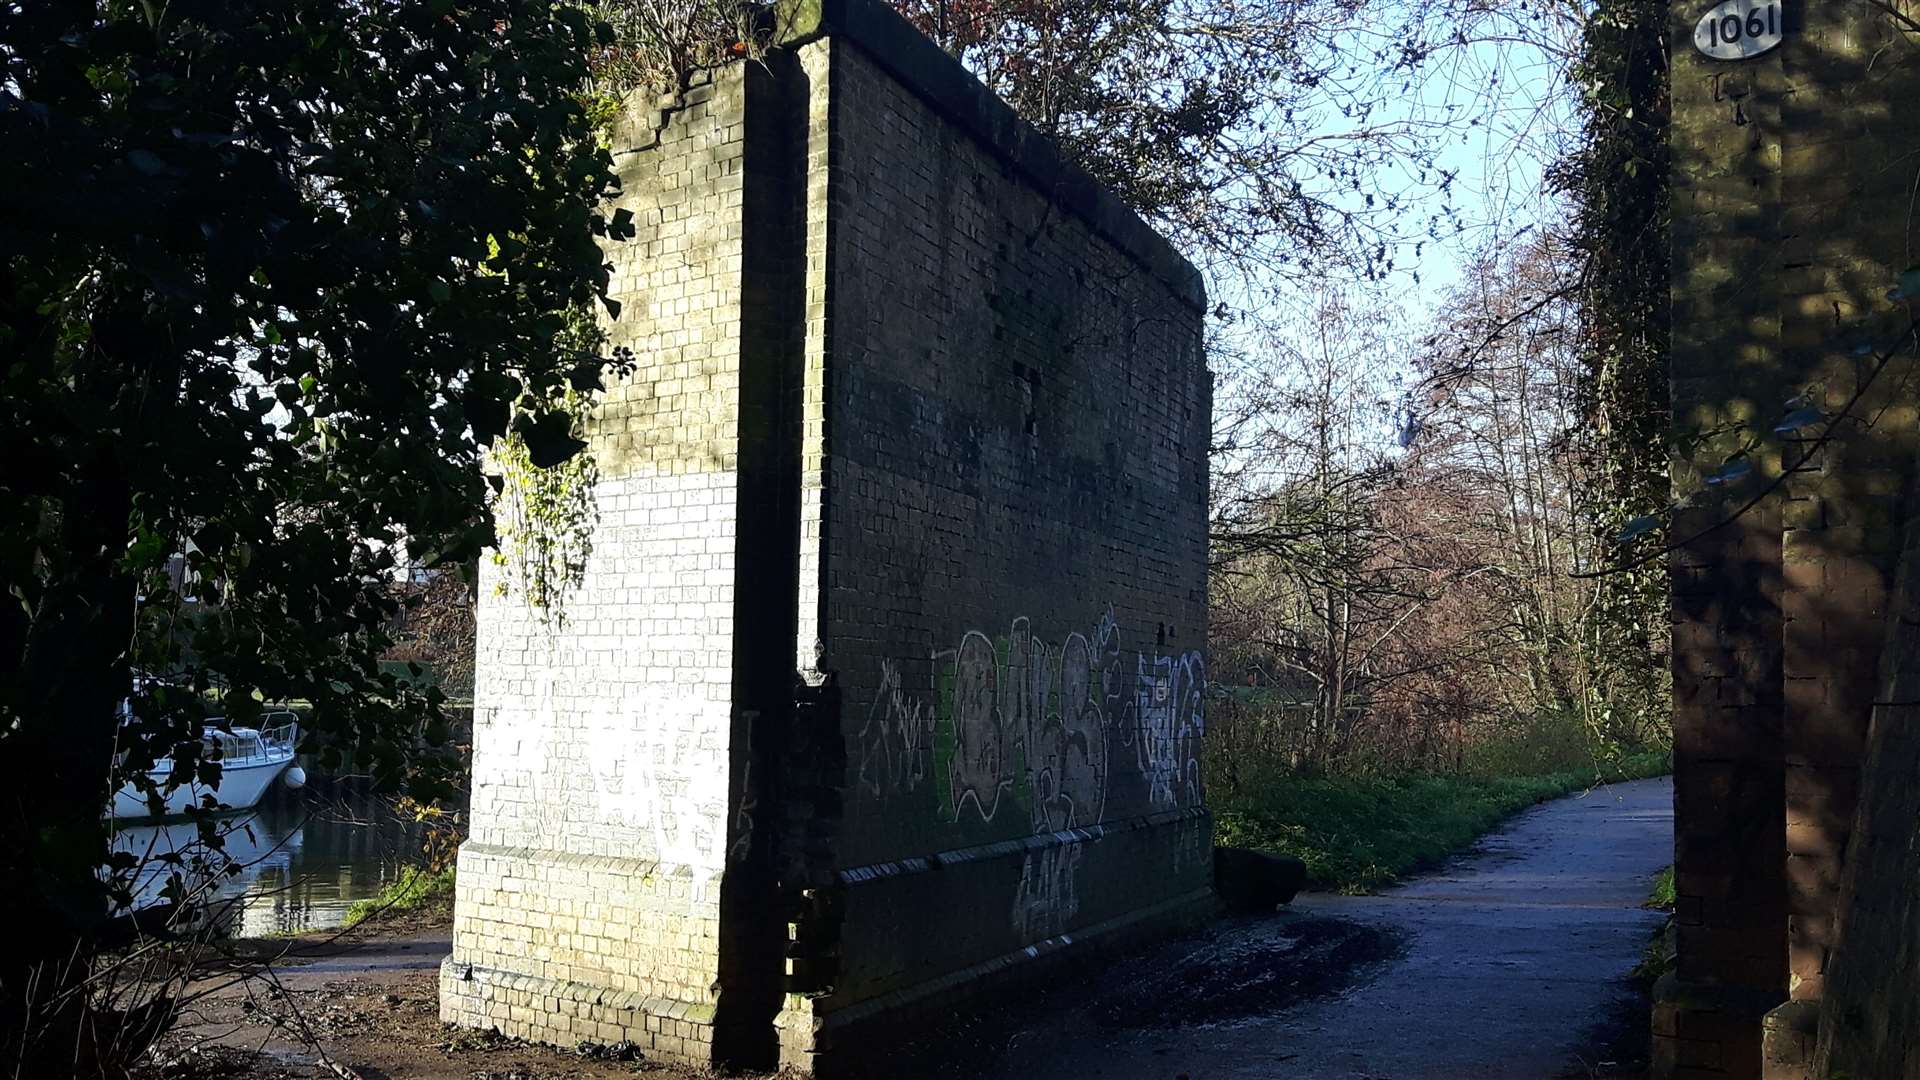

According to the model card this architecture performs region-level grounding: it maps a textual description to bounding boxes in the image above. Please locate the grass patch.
[1213,750,1670,894]
[1631,863,1679,987]
[1647,864,1676,909]
[343,865,455,928]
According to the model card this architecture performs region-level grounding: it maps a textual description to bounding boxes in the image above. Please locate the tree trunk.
[1,440,138,1074]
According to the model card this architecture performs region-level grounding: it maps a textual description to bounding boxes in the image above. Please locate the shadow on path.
[936,776,1673,1080]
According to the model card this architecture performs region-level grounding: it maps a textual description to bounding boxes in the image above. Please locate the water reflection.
[110,789,432,936]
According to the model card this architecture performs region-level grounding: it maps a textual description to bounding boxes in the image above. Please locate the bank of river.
[111,788,432,936]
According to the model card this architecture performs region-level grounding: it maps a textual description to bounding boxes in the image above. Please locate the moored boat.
[110,713,304,819]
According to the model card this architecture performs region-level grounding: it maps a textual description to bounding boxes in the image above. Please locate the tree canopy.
[0,0,628,1066]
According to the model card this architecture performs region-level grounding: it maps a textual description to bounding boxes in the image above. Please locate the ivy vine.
[1549,0,1672,740]
[490,388,600,619]
[483,2,775,621]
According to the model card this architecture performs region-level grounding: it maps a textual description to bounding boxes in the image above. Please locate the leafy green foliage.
[490,395,600,615]
[1647,864,1676,909]
[1632,866,1676,985]
[0,0,627,1063]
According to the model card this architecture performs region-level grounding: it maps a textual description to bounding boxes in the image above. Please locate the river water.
[109,788,434,936]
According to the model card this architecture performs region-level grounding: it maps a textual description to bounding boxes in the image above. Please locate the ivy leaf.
[1705,459,1752,486]
[124,527,169,571]
[224,692,262,725]
[608,207,635,242]
[566,359,604,393]
[1774,407,1823,435]
[512,410,588,469]
[1616,515,1662,543]
[464,370,520,444]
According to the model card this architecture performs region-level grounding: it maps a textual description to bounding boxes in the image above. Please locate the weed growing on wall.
[489,391,601,619]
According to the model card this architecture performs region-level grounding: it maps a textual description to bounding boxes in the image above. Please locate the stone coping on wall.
[774,0,1207,314]
[834,805,1213,885]
[457,842,700,883]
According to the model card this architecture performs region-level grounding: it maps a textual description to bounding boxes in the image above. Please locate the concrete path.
[963,776,1674,1080]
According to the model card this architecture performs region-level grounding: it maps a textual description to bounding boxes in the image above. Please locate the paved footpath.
[189,779,1671,1079]
[965,776,1674,1080]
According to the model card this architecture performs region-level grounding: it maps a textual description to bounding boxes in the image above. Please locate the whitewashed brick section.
[443,67,754,1066]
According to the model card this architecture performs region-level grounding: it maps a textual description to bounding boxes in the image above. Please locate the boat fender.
[282,766,307,790]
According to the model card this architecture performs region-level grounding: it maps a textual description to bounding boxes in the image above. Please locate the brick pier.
[440,1,1215,1072]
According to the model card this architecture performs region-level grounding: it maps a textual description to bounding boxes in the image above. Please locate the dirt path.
[958,776,1674,1080]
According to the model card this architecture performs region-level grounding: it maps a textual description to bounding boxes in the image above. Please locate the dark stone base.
[1652,973,1784,1079]
[1760,999,1819,1080]
[780,886,1218,1077]
[1214,846,1307,911]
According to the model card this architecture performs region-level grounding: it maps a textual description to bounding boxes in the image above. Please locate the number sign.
[1694,0,1784,60]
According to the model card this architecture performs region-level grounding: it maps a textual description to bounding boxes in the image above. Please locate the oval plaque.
[1694,0,1784,60]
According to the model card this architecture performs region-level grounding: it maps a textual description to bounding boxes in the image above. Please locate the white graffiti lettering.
[864,610,1205,944]
[1134,650,1205,809]
[856,658,936,799]
[521,672,732,914]
[951,630,1012,822]
[1011,841,1083,941]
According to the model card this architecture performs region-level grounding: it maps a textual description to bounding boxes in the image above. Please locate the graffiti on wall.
[922,610,1204,831]
[728,758,756,867]
[520,672,732,914]
[856,658,935,799]
[1132,651,1207,810]
[860,610,1205,941]
[948,618,1116,833]
[1011,840,1083,941]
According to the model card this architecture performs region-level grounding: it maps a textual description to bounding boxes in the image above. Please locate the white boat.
[110,713,304,819]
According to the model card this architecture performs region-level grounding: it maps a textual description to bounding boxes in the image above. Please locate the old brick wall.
[1662,1,1791,1071]
[1663,1,1920,1076]
[442,1,1211,1072]
[779,28,1213,1058]
[1813,467,1920,1078]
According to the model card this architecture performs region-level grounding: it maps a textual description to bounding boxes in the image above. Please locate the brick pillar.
[440,63,810,1072]
[1774,0,1917,1017]
[1665,1,1920,1075]
[1774,3,1920,1075]
[1657,507,1787,1079]
[1659,4,1790,1075]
